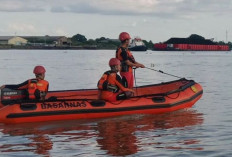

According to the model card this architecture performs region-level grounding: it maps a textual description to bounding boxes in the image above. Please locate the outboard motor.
[0,88,27,105]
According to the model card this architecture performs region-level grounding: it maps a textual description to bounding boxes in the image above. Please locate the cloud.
[53,28,68,36]
[7,23,37,35]
[0,0,232,19]
[0,0,45,12]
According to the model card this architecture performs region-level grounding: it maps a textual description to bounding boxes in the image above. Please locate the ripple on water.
[0,50,232,156]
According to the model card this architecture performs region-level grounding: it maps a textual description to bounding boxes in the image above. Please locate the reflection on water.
[0,109,203,156]
[2,50,231,156]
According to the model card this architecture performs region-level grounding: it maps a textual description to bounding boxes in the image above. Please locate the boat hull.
[153,43,230,51]
[129,45,147,51]
[0,79,203,124]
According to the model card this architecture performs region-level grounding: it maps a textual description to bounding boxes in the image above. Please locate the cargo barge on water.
[153,34,230,51]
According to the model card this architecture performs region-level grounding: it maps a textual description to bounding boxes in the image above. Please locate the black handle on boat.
[145,67,183,79]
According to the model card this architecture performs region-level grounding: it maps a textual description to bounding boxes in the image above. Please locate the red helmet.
[119,32,131,41]
[33,65,46,74]
[109,58,120,66]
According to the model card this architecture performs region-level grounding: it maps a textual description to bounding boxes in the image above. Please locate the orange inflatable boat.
[0,78,203,124]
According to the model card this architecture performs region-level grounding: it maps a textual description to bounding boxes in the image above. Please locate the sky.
[0,0,232,43]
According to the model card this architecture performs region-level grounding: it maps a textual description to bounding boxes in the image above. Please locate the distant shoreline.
[0,45,153,50]
[0,45,109,50]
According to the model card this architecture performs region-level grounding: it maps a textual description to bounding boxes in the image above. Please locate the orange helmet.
[33,65,46,75]
[119,32,131,41]
[109,58,120,66]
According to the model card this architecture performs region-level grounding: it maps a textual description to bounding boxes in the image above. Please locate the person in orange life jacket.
[116,32,145,88]
[98,58,135,102]
[0,65,49,100]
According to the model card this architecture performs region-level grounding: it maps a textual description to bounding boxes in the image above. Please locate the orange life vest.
[116,47,135,72]
[98,71,120,93]
[98,71,131,101]
[28,79,49,99]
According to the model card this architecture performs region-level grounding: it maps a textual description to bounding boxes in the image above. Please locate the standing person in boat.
[98,58,135,102]
[116,32,145,88]
[0,65,49,101]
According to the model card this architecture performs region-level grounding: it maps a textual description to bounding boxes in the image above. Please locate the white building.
[0,36,28,45]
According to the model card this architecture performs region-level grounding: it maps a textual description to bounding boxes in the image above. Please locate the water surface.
[0,50,232,156]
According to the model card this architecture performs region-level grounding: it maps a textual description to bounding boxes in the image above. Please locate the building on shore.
[0,35,72,47]
[23,36,72,47]
[0,36,28,45]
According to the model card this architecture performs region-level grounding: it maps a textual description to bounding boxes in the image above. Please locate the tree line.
[71,34,155,50]
[71,33,232,50]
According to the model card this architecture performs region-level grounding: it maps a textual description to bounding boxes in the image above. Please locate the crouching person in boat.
[98,58,134,102]
[0,65,49,101]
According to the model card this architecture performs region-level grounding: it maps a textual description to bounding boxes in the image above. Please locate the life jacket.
[116,47,135,72]
[98,71,122,93]
[28,79,49,99]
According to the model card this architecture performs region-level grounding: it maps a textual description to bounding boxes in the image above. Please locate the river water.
[0,50,231,156]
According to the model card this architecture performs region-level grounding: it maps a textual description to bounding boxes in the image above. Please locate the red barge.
[154,34,230,51]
